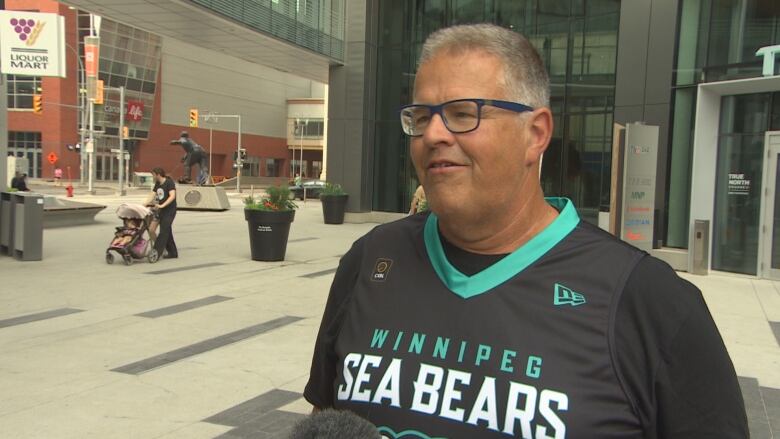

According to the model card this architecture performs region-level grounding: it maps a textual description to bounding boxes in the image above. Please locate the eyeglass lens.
[402,100,480,135]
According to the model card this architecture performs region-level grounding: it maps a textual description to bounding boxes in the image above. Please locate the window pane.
[16,95,32,108]
[451,0,486,24]
[712,134,763,274]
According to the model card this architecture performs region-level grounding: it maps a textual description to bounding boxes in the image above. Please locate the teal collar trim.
[424,197,579,299]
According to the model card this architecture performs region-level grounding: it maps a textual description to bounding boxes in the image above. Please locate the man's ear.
[524,107,553,167]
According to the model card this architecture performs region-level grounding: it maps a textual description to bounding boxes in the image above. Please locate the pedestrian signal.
[189,108,198,128]
[33,94,42,114]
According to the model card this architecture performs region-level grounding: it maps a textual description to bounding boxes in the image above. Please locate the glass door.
[761,132,780,279]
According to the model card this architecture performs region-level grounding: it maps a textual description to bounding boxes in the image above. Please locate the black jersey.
[305,198,747,438]
[153,177,177,214]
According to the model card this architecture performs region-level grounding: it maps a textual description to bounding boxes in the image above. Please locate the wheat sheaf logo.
[10,18,45,46]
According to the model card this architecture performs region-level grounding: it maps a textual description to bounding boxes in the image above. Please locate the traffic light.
[232,148,247,161]
[122,126,129,139]
[33,94,42,114]
[189,108,198,128]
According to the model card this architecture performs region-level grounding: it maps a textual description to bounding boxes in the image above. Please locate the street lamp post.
[202,113,242,191]
[105,85,126,196]
[85,17,98,195]
[65,43,87,184]
[298,118,307,200]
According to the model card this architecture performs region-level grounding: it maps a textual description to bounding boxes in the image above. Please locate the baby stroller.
[105,204,159,265]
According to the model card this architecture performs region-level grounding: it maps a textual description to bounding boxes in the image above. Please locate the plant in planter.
[319,182,349,224]
[244,185,297,261]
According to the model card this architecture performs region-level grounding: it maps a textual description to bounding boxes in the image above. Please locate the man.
[170,131,208,185]
[11,173,30,191]
[304,24,748,438]
[148,167,178,259]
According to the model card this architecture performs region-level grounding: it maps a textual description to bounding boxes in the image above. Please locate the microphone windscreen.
[288,409,380,439]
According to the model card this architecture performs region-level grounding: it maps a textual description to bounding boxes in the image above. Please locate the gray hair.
[418,23,550,108]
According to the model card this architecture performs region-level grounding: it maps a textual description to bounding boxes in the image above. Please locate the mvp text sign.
[620,123,659,252]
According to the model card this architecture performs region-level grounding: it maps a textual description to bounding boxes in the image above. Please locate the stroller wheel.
[105,253,114,264]
[148,248,159,264]
[123,255,133,266]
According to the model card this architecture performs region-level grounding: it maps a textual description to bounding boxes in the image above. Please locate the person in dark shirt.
[148,167,178,259]
[11,173,30,191]
[304,24,748,438]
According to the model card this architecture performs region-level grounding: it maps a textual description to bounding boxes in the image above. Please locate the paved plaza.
[1,182,779,438]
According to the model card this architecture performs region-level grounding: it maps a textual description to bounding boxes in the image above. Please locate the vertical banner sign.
[0,11,66,77]
[84,36,99,101]
[620,123,659,252]
[94,79,104,105]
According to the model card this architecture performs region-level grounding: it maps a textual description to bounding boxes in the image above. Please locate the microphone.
[288,409,380,439]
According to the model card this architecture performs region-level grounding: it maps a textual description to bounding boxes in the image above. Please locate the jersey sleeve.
[613,256,748,438]
[303,236,366,408]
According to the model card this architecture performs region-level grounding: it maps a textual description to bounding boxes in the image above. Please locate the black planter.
[244,209,295,261]
[320,194,348,224]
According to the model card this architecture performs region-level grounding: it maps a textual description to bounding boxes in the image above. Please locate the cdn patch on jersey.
[371,258,393,282]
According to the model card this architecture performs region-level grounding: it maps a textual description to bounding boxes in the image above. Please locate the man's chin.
[429,200,478,223]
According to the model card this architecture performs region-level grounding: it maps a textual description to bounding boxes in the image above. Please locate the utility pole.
[201,113,242,192]
[202,110,217,185]
[85,18,98,195]
[237,115,242,192]
[104,85,126,196]
[298,118,307,200]
[118,86,125,195]
[204,113,244,192]
[65,43,86,184]
[300,119,307,180]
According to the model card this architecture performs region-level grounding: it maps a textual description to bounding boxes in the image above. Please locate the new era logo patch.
[554,283,586,306]
[371,258,393,282]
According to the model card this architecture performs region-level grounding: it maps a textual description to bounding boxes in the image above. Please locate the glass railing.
[188,0,345,61]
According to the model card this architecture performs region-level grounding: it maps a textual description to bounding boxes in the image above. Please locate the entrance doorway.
[759,132,780,280]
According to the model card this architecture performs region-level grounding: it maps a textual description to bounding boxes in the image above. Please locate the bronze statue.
[170,131,208,185]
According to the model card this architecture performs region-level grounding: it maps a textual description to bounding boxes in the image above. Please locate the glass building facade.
[189,0,346,60]
[78,13,162,141]
[372,0,620,221]
[668,0,780,274]
[77,12,162,180]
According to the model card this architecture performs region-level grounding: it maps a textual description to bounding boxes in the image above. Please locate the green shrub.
[244,185,297,211]
[321,182,347,196]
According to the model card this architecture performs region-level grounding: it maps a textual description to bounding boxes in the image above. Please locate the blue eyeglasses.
[399,98,534,137]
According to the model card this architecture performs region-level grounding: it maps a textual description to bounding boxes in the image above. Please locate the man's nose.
[422,112,455,146]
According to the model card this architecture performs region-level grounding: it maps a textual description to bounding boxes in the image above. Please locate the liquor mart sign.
[0,11,65,77]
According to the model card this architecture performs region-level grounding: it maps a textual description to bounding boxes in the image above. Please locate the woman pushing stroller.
[145,167,178,260]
